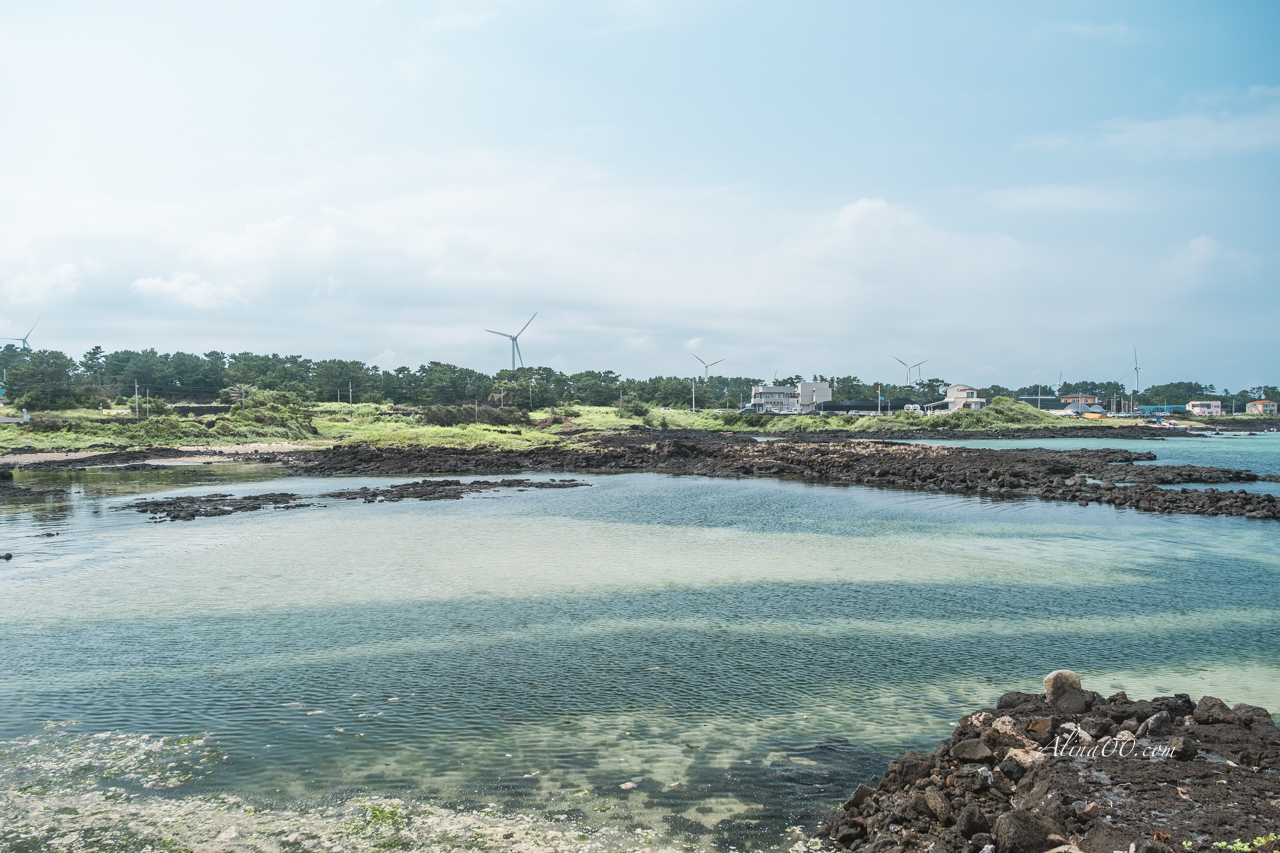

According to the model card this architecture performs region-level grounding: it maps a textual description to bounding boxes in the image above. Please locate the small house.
[1246,400,1278,415]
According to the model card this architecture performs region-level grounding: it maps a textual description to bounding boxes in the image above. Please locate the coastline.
[4,431,1277,521]
[257,432,1280,522]
[818,671,1280,853]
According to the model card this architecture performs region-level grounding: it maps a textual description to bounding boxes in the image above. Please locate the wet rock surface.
[816,673,1280,853]
[123,492,312,521]
[122,479,590,520]
[320,477,589,503]
[264,432,1280,521]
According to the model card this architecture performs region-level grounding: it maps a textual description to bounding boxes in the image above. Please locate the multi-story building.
[748,381,831,413]
[923,384,987,413]
[1187,400,1223,417]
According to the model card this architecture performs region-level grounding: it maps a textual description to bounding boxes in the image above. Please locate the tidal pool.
[2,465,1279,850]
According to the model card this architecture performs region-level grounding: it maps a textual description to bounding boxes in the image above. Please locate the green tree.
[8,349,81,409]
[227,383,258,409]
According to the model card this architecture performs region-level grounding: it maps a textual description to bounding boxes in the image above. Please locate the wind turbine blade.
[516,312,537,338]
[709,359,724,367]
[515,339,524,368]
[485,329,512,338]
[893,357,907,368]
[26,314,41,337]
[694,355,707,367]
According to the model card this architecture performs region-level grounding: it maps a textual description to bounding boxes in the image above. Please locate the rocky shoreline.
[4,432,1277,521]
[122,478,591,521]
[261,432,1280,521]
[817,671,1280,853]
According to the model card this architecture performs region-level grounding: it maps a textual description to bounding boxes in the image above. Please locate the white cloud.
[2,261,85,303]
[1099,109,1280,158]
[983,185,1134,212]
[0,150,1270,383]
[132,272,243,309]
[1043,21,1135,43]
[1026,102,1280,159]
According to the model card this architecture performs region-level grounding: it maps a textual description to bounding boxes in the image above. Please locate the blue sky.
[1,1,1277,389]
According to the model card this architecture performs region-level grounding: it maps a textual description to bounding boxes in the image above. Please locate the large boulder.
[993,809,1067,853]
[1233,703,1274,727]
[1194,695,1240,725]
[955,804,989,839]
[1043,670,1088,714]
[950,738,996,763]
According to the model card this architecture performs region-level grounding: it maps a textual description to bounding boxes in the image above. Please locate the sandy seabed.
[0,725,816,853]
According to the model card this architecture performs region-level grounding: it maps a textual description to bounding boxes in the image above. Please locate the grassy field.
[0,397,1220,453]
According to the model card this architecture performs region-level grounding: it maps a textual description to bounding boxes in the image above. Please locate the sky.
[1,1,1277,390]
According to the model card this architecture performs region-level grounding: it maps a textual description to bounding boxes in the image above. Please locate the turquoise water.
[3,462,1280,849]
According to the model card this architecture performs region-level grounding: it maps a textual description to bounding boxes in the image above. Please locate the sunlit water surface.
[2,460,1279,850]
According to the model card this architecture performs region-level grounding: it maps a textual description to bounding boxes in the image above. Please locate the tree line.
[0,343,1274,412]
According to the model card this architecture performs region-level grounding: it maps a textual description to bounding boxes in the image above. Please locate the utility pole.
[349,382,353,406]
[146,388,150,419]
[134,380,139,421]
[877,384,881,416]
[691,378,696,413]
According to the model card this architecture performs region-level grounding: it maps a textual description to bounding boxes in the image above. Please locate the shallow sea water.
[2,460,1279,850]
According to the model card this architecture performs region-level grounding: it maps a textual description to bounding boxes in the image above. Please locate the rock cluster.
[123,492,311,521]
[817,671,1280,853]
[267,432,1280,521]
[320,477,588,503]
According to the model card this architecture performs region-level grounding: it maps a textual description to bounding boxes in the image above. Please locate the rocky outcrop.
[816,672,1280,853]
[264,432,1280,521]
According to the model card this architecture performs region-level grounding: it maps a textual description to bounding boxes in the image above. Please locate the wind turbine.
[3,315,40,351]
[893,357,926,390]
[485,313,537,371]
[693,354,724,380]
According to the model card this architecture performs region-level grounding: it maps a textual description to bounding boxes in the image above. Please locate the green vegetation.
[1,338,1273,453]
[841,396,1061,431]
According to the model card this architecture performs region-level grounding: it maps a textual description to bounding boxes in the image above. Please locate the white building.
[797,381,832,411]
[749,381,831,414]
[923,384,986,413]
[1187,400,1222,417]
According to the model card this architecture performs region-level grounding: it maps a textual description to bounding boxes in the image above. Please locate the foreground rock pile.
[266,432,1280,521]
[817,671,1280,853]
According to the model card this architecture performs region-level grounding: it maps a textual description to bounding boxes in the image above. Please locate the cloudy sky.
[1,1,1277,388]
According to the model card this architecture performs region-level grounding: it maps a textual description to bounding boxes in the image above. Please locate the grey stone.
[1080,716,1114,739]
[993,809,1067,853]
[1193,695,1240,725]
[924,788,952,823]
[951,764,994,793]
[950,738,995,763]
[843,783,876,811]
[1043,669,1088,714]
[997,691,1040,710]
[1136,710,1172,738]
[1169,736,1198,761]
[955,804,988,839]
[1233,703,1274,727]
